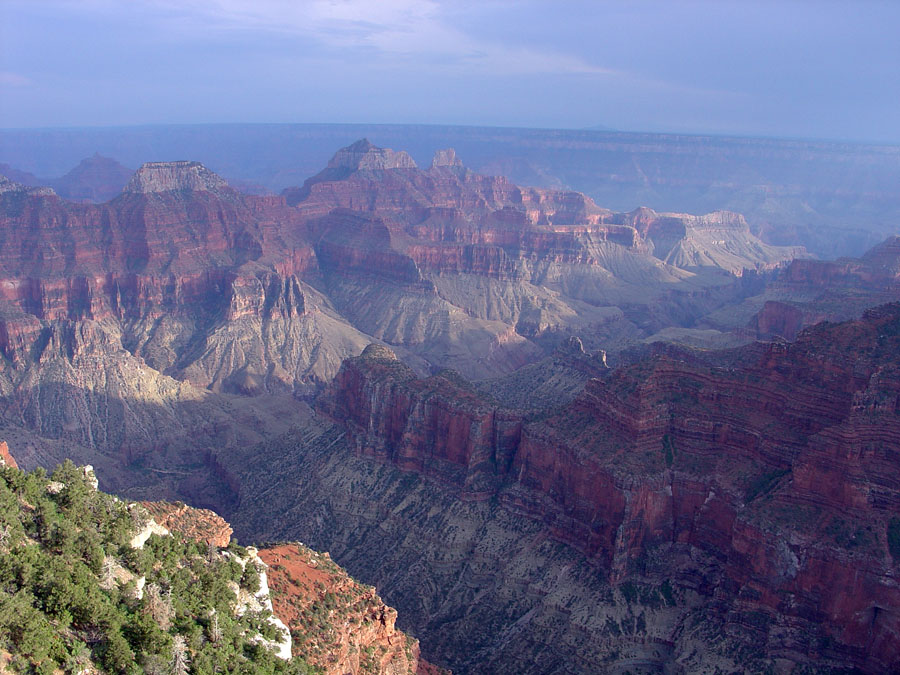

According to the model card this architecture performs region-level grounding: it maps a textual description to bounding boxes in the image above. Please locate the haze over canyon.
[0,127,898,673]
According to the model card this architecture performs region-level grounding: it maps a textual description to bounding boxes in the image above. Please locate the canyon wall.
[232,305,900,673]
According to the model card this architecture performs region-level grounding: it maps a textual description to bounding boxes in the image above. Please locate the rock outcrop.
[140,500,234,547]
[0,441,17,469]
[259,543,427,675]
[430,148,464,171]
[319,345,523,498]
[328,139,418,172]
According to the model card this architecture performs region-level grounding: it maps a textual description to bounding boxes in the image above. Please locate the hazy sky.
[2,0,899,142]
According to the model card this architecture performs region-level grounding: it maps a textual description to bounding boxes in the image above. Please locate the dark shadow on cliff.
[0,380,316,517]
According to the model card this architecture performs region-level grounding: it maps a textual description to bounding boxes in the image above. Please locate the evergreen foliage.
[0,460,315,674]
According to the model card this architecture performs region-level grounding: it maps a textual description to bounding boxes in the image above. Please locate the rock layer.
[124,160,230,194]
[0,141,803,399]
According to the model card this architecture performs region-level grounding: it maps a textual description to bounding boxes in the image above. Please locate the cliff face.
[740,235,900,340]
[140,500,234,547]
[0,163,376,400]
[259,543,428,675]
[299,305,900,672]
[318,344,523,498]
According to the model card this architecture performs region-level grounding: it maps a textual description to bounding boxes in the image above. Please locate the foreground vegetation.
[0,460,313,674]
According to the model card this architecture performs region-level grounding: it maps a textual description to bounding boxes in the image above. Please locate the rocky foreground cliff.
[0,451,432,675]
[229,304,900,673]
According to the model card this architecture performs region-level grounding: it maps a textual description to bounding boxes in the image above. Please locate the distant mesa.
[326,139,417,171]
[0,163,43,188]
[430,148,464,169]
[124,160,230,194]
[50,153,133,203]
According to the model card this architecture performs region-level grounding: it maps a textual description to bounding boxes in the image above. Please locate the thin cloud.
[0,72,32,87]
[137,0,619,76]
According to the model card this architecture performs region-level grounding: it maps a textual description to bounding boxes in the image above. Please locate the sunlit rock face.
[124,161,231,194]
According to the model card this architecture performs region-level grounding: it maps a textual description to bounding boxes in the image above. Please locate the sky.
[1,0,899,143]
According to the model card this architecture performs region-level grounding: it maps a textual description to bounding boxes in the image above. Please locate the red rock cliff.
[320,305,900,672]
[259,543,437,675]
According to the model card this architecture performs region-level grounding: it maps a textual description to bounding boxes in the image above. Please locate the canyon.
[0,139,898,672]
[230,305,900,672]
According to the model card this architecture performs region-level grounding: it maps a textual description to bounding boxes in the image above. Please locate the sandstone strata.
[124,160,230,194]
[0,141,802,401]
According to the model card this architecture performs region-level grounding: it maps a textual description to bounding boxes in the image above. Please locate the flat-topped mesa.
[123,160,230,194]
[326,139,417,171]
[694,209,750,228]
[623,207,748,233]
